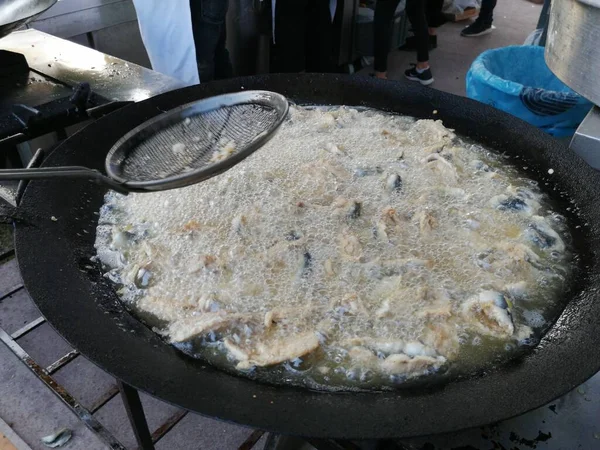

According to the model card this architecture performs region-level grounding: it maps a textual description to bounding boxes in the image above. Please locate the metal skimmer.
[0,91,289,194]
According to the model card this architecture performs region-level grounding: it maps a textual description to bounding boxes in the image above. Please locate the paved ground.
[4,1,600,450]
[377,0,543,95]
[0,255,266,450]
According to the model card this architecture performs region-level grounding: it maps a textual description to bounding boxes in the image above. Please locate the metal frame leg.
[118,381,155,450]
[306,439,410,450]
[306,440,361,450]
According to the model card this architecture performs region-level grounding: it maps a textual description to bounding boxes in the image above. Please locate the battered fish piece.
[380,354,446,376]
[167,313,251,343]
[234,332,320,369]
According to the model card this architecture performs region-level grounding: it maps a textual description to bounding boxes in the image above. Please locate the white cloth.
[271,0,338,43]
[132,0,200,86]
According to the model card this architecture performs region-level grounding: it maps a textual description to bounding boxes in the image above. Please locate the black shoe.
[399,35,437,51]
[461,20,494,37]
[404,64,434,86]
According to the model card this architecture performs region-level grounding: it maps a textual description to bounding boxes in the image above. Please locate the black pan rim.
[14,73,600,439]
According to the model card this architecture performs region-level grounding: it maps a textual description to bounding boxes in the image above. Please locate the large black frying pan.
[0,0,57,39]
[11,74,600,439]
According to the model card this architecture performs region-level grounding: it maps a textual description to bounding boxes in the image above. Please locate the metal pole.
[118,381,155,450]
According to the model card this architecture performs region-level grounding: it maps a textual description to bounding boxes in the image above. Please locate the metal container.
[545,0,600,106]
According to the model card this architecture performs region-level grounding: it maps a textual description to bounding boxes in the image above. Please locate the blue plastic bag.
[466,46,592,137]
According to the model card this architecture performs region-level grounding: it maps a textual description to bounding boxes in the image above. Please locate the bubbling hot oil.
[95,106,576,391]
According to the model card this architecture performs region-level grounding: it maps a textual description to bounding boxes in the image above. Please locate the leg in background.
[426,0,447,29]
[373,0,402,78]
[461,0,496,36]
[478,0,498,26]
[190,0,232,82]
[214,23,233,79]
[400,0,445,53]
[403,0,434,85]
[305,0,335,72]
[270,0,309,73]
[405,0,429,65]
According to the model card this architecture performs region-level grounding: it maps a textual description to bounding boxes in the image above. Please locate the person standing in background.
[132,0,199,85]
[190,0,233,81]
[399,0,446,51]
[270,0,337,73]
[461,0,497,37]
[132,0,233,85]
[374,0,434,85]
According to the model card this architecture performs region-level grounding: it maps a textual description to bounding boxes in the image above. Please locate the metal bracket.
[569,106,600,170]
[12,104,43,129]
[70,82,92,113]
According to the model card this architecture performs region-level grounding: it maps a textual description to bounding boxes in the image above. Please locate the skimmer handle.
[0,167,129,194]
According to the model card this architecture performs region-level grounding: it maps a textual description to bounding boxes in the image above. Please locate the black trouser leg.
[373,0,401,73]
[190,0,232,82]
[406,0,429,63]
[478,0,497,26]
[305,0,334,72]
[270,0,308,73]
[214,25,233,80]
[271,0,333,73]
[426,0,446,28]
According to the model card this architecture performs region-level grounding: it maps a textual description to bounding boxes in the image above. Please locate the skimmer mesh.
[114,103,281,183]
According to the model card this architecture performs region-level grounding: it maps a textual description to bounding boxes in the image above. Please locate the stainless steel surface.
[0,29,185,102]
[0,0,56,38]
[0,69,73,108]
[545,0,600,106]
[26,0,136,39]
[569,106,600,170]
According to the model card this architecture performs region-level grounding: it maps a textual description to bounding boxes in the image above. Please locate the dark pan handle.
[16,147,46,205]
[0,166,129,194]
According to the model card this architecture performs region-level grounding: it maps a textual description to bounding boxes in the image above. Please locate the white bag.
[132,0,200,86]
[443,0,481,15]
[524,29,544,46]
